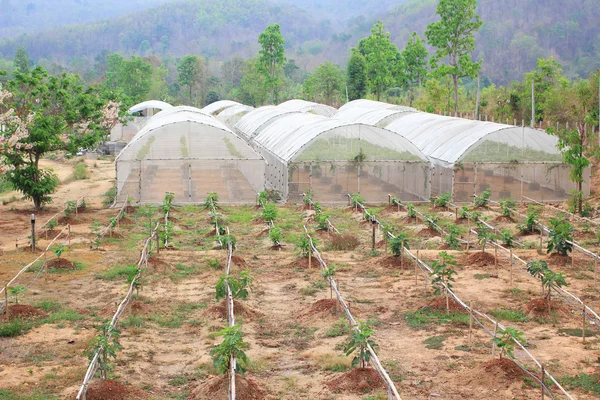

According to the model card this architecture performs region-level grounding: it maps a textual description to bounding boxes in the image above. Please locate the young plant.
[423,214,439,232]
[458,206,470,220]
[313,202,322,214]
[89,220,103,248]
[499,229,515,247]
[444,225,463,250]
[257,190,269,206]
[52,244,66,259]
[389,231,410,260]
[492,327,526,359]
[8,285,26,304]
[321,264,336,299]
[406,203,417,218]
[204,192,219,209]
[219,234,237,250]
[473,189,491,208]
[162,192,175,214]
[46,219,58,230]
[160,220,173,247]
[86,325,123,379]
[350,193,365,209]
[499,198,516,218]
[468,210,482,223]
[262,203,278,224]
[315,212,330,231]
[518,205,540,234]
[430,252,458,312]
[344,321,378,369]
[269,226,283,246]
[210,325,250,375]
[390,196,402,207]
[137,204,158,236]
[547,217,574,256]
[434,192,451,208]
[296,233,315,258]
[541,270,567,305]
[215,270,253,301]
[526,260,550,296]
[477,223,495,253]
[64,200,77,218]
[303,189,314,206]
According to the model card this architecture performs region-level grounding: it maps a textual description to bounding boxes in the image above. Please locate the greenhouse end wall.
[446,162,590,202]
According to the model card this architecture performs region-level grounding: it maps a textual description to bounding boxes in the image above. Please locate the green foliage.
[85,324,123,379]
[315,212,330,231]
[458,206,470,219]
[492,327,526,358]
[489,309,530,323]
[303,62,345,105]
[406,203,417,218]
[104,54,152,102]
[321,264,336,299]
[0,319,31,337]
[526,260,549,279]
[296,233,314,258]
[162,192,175,214]
[390,196,401,207]
[72,162,89,180]
[547,217,574,256]
[389,231,410,256]
[477,223,496,252]
[541,270,568,298]
[499,198,516,218]
[313,202,322,213]
[473,189,491,208]
[97,264,138,281]
[46,219,58,230]
[344,321,378,369]
[518,205,541,234]
[444,225,463,250]
[347,49,368,101]
[8,285,26,304]
[262,203,278,223]
[269,226,283,246]
[430,251,458,296]
[257,190,269,206]
[349,193,364,208]
[219,234,237,250]
[52,244,65,259]
[64,201,77,218]
[401,32,429,107]
[303,189,314,205]
[177,55,207,104]
[257,24,286,103]
[423,214,439,232]
[215,270,253,301]
[137,204,158,235]
[210,325,249,375]
[433,192,451,208]
[499,229,515,247]
[560,373,600,395]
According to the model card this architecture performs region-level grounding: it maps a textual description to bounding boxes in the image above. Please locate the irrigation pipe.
[522,195,600,227]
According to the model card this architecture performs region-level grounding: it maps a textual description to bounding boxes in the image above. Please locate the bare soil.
[47,258,75,270]
[423,297,466,313]
[465,251,497,268]
[288,256,320,269]
[192,374,267,400]
[326,368,383,394]
[6,305,47,320]
[84,379,148,400]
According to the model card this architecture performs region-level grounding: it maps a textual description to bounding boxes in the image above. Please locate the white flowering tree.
[0,67,123,210]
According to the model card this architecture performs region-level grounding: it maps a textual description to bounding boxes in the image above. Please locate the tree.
[210,325,250,375]
[303,62,345,106]
[430,251,458,313]
[321,264,336,299]
[235,58,268,107]
[0,68,112,210]
[257,24,286,104]
[103,55,152,104]
[344,321,377,369]
[86,324,122,379]
[177,55,208,106]
[425,0,482,114]
[14,46,30,74]
[347,49,368,101]
[215,270,253,301]
[401,32,428,107]
[493,327,526,359]
[358,21,399,101]
[546,217,574,256]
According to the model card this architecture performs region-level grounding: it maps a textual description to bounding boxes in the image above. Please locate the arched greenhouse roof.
[278,99,337,117]
[235,106,301,140]
[334,107,417,126]
[201,100,243,115]
[337,99,415,113]
[384,113,563,167]
[216,105,254,126]
[127,100,173,114]
[116,106,261,162]
[252,113,428,163]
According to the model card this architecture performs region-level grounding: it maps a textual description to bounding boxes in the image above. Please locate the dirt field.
[0,161,600,400]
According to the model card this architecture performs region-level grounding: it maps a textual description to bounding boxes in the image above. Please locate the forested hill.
[0,0,598,85]
[0,0,177,38]
[347,0,600,83]
[0,0,331,64]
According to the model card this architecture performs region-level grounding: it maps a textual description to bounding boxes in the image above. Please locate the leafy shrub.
[46,219,58,230]
[64,201,77,218]
[547,217,573,256]
[350,193,364,208]
[210,325,249,375]
[473,189,491,208]
[499,229,515,247]
[390,196,401,206]
[499,198,516,218]
[204,192,219,209]
[477,223,496,252]
[215,270,253,301]
[434,192,451,208]
[430,251,458,296]
[389,231,410,256]
[296,233,318,257]
[458,206,470,219]
[492,327,526,358]
[445,225,463,250]
[518,205,540,234]
[262,204,278,223]
[315,212,329,230]
[303,189,314,205]
[102,186,117,207]
[406,203,417,218]
[423,214,439,231]
[269,226,283,246]
[73,162,89,180]
[344,321,377,369]
[219,234,237,250]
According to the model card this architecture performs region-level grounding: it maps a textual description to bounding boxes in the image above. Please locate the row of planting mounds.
[85,379,148,400]
[326,368,383,394]
[191,375,267,400]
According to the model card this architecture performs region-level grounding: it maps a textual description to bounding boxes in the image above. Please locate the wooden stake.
[494,245,497,268]
[572,251,575,269]
[468,301,473,342]
[594,257,597,287]
[541,365,545,400]
[445,288,450,315]
[68,224,71,246]
[156,233,160,254]
[510,249,514,287]
[467,220,471,253]
[491,322,498,359]
[308,244,312,269]
[4,286,8,322]
[539,228,543,251]
[582,304,586,343]
[414,261,418,287]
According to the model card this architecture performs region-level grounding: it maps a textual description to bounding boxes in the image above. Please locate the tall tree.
[425,0,482,114]
[401,32,428,107]
[0,67,117,210]
[177,55,201,104]
[257,24,286,104]
[303,62,345,106]
[14,46,30,74]
[358,21,399,101]
[347,49,368,101]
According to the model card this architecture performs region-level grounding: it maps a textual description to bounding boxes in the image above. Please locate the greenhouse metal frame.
[115,106,265,205]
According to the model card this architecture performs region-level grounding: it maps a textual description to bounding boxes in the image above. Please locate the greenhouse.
[215,104,254,129]
[238,112,432,203]
[115,106,266,205]
[336,101,589,202]
[111,101,174,142]
[201,100,244,116]
[235,106,302,142]
[277,99,337,117]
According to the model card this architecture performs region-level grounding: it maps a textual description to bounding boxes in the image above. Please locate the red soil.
[192,374,267,400]
[327,368,383,394]
[84,379,148,400]
[47,257,75,270]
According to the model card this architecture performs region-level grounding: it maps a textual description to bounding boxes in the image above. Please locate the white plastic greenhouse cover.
[334,107,416,125]
[385,113,562,167]
[128,100,173,114]
[201,100,243,115]
[216,105,254,124]
[252,113,428,162]
[235,106,301,140]
[116,106,259,162]
[337,99,415,113]
[278,99,337,117]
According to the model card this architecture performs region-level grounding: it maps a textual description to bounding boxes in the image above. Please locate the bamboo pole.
[510,249,514,287]
[4,285,8,322]
[541,365,545,400]
[491,322,498,359]
[582,304,586,343]
[469,301,473,342]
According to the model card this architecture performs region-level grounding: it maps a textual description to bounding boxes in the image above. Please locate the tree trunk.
[453,74,458,115]
[409,85,414,107]
[33,154,42,211]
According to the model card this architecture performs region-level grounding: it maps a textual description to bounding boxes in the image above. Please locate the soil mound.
[85,379,148,400]
[119,217,134,225]
[466,358,524,387]
[494,216,514,223]
[192,374,267,400]
[379,255,410,269]
[47,258,75,270]
[402,216,418,224]
[207,299,263,320]
[304,299,342,317]
[547,253,571,267]
[326,368,383,394]
[422,297,465,313]
[524,298,568,317]
[231,256,247,268]
[417,228,439,238]
[7,305,46,320]
[288,256,320,269]
[465,251,496,268]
